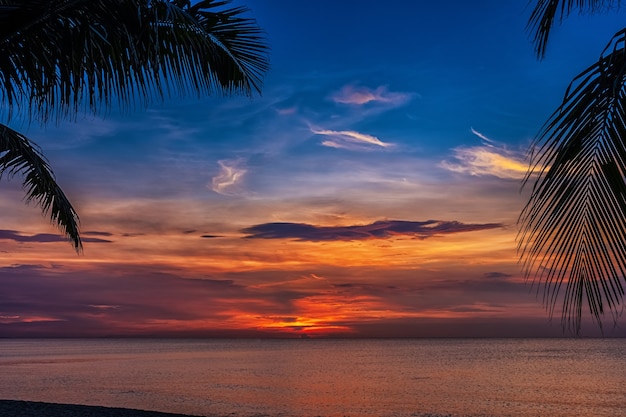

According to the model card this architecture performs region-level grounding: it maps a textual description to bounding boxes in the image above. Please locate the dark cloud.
[256,316,299,323]
[200,234,222,239]
[200,278,236,286]
[83,237,113,243]
[0,229,112,243]
[241,220,502,241]
[1,264,47,271]
[0,230,65,243]
[448,305,501,313]
[484,272,513,279]
[83,231,114,237]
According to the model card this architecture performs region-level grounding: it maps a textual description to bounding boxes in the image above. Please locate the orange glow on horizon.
[0,192,548,338]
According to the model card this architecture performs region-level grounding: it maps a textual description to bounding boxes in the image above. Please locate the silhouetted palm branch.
[519,29,626,332]
[0,0,268,123]
[0,124,81,250]
[528,0,620,58]
[0,0,268,249]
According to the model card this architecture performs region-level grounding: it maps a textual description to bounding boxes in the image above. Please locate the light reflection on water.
[0,338,625,417]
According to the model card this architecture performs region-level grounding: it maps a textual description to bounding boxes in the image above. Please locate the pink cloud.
[210,159,247,195]
[310,126,393,151]
[330,85,412,106]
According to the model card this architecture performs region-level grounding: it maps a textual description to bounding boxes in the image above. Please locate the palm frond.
[0,123,81,251]
[187,0,269,93]
[0,0,267,250]
[518,29,626,332]
[0,0,269,124]
[527,0,621,59]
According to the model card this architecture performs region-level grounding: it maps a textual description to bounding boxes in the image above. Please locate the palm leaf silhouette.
[0,0,268,249]
[527,0,620,58]
[519,28,626,332]
[0,124,81,250]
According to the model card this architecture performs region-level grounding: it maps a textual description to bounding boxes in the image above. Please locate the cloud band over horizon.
[242,219,503,241]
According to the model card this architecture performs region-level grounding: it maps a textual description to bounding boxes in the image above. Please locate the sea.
[0,338,625,417]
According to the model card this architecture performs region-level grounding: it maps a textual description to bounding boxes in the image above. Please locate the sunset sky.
[1,1,625,337]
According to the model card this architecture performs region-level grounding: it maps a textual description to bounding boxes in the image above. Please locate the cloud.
[241,219,502,241]
[28,117,122,150]
[0,264,262,337]
[210,159,247,195]
[470,127,492,143]
[0,230,111,243]
[484,272,513,279]
[310,126,393,151]
[440,128,529,179]
[83,231,114,237]
[330,85,412,106]
[274,106,297,115]
[0,262,583,338]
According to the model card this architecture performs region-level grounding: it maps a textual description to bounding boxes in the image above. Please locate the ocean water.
[0,338,625,417]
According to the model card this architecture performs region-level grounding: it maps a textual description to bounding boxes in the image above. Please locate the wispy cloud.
[440,128,529,179]
[310,126,393,151]
[210,159,247,195]
[470,127,492,143]
[242,219,502,241]
[28,117,122,150]
[274,106,297,116]
[330,85,413,106]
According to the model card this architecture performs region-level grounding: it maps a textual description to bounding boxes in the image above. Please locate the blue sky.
[1,1,625,337]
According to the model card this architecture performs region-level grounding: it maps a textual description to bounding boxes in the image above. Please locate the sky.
[1,1,626,338]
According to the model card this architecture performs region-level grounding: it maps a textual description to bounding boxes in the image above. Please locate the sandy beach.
[0,400,209,417]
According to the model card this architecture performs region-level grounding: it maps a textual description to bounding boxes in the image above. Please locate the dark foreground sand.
[0,400,207,417]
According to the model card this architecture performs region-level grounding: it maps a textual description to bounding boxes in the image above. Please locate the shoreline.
[0,400,208,417]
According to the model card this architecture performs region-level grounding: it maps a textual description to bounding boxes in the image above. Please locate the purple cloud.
[83,231,114,237]
[0,230,112,243]
[484,272,513,279]
[241,220,502,241]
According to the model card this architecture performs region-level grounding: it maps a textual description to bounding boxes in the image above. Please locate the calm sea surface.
[0,338,625,417]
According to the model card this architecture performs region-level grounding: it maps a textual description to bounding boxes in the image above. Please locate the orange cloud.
[440,129,529,179]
